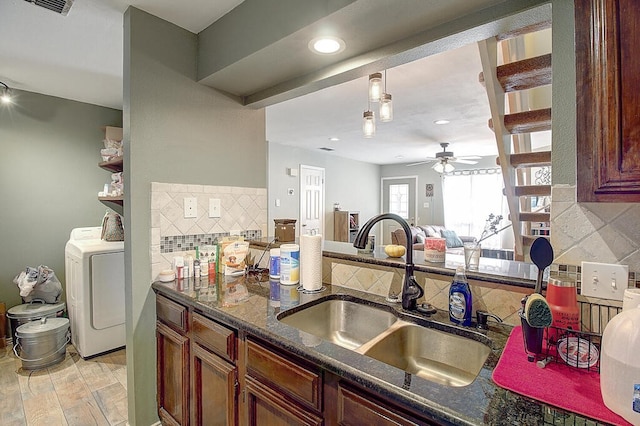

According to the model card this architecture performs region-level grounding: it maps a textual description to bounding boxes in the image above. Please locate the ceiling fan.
[406,143,480,172]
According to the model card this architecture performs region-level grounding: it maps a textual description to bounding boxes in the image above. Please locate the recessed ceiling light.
[434,119,450,125]
[395,155,404,159]
[329,137,340,142]
[309,36,346,55]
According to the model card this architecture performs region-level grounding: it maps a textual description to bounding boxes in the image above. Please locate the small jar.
[546,276,580,342]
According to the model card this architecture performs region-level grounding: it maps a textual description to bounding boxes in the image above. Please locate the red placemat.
[492,326,631,426]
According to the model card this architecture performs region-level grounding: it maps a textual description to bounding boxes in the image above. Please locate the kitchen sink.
[358,321,491,387]
[278,298,397,350]
[277,295,492,387]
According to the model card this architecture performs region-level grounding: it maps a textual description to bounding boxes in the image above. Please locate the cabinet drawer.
[247,338,322,411]
[192,312,237,362]
[156,294,188,332]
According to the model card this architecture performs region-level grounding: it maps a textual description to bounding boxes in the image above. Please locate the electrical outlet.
[209,198,221,218]
[581,261,629,301]
[183,197,197,218]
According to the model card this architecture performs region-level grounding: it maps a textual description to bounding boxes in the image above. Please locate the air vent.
[23,0,74,16]
[319,147,335,151]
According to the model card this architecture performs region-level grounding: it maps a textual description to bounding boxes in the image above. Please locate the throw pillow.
[440,229,464,248]
[416,233,426,244]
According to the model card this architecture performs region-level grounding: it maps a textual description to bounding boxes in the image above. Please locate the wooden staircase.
[477,22,552,260]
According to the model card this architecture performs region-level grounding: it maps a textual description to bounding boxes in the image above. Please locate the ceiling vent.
[23,0,74,16]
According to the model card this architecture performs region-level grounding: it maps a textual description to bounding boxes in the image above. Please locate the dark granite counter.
[152,275,604,426]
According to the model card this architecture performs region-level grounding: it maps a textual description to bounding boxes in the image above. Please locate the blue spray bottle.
[449,266,472,326]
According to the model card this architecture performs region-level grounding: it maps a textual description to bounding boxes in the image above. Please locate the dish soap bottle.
[449,266,472,326]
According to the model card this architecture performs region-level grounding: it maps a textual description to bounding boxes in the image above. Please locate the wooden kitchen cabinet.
[576,0,640,202]
[245,337,323,425]
[191,313,239,426]
[156,305,190,426]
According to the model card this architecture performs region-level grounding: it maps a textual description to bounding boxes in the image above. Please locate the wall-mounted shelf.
[99,156,123,173]
[98,126,123,214]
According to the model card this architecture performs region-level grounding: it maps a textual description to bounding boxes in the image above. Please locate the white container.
[601,306,640,424]
[279,244,300,285]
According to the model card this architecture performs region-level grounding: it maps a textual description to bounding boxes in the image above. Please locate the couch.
[391,225,476,251]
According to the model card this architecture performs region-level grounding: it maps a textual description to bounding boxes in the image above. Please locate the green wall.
[0,90,121,319]
[123,7,266,425]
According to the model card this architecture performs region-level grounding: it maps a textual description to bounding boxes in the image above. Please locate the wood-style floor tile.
[93,382,128,425]
[0,343,128,426]
[22,390,67,426]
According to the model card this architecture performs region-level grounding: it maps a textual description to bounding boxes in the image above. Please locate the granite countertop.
[250,238,542,289]
[152,274,602,426]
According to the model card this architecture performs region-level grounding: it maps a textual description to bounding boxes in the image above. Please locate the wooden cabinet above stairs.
[478,21,552,260]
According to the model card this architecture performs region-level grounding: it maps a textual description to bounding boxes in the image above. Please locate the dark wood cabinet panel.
[157,294,189,332]
[576,0,640,202]
[192,343,238,426]
[246,338,322,411]
[157,320,190,426]
[192,312,236,362]
[245,376,323,426]
[336,382,434,426]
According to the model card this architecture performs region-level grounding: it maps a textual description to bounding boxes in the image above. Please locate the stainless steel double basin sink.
[277,296,492,387]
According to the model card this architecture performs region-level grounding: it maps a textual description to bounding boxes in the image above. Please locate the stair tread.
[523,235,550,246]
[513,185,551,196]
[479,54,552,92]
[496,151,552,168]
[519,212,550,222]
[496,20,552,41]
[489,108,552,134]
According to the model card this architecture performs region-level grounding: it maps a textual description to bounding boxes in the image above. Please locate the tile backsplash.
[150,182,267,280]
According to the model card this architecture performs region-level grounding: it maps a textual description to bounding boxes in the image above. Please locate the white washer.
[65,227,125,358]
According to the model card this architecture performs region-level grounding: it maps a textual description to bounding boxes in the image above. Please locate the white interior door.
[381,177,417,245]
[299,165,325,238]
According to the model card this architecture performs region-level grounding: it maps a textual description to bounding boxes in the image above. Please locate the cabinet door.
[157,320,190,426]
[336,382,435,426]
[192,343,238,426]
[576,0,640,202]
[245,377,323,426]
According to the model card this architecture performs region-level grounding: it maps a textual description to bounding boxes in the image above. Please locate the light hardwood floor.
[0,343,127,426]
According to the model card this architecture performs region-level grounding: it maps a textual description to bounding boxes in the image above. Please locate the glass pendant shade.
[363,110,375,138]
[379,93,393,122]
[0,84,11,104]
[368,73,383,102]
[433,160,454,173]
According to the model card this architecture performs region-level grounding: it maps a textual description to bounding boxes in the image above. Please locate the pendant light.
[368,73,382,102]
[0,82,12,104]
[379,70,393,122]
[363,110,375,138]
[433,159,455,174]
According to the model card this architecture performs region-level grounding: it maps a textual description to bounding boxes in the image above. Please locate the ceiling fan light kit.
[406,142,480,173]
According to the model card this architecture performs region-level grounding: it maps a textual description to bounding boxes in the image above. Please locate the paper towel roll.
[300,233,323,291]
[623,288,640,312]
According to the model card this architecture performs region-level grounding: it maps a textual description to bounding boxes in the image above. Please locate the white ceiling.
[0,0,550,165]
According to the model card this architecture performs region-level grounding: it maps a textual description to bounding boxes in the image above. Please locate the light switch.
[183,197,197,218]
[209,198,221,218]
[275,199,281,207]
[581,261,629,301]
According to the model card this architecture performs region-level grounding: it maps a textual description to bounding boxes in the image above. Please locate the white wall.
[268,142,380,241]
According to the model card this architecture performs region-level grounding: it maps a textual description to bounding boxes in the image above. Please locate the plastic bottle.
[194,247,201,278]
[601,306,640,424]
[449,266,472,326]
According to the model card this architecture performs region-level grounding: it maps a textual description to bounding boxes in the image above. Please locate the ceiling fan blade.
[451,158,478,165]
[457,155,482,160]
[406,156,437,167]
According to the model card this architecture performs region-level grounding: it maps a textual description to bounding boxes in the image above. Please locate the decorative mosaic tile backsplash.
[150,182,267,280]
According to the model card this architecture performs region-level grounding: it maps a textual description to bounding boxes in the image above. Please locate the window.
[389,183,409,219]
[442,169,511,249]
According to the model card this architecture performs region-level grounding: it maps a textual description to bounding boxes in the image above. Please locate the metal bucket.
[6,300,66,345]
[14,317,70,370]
